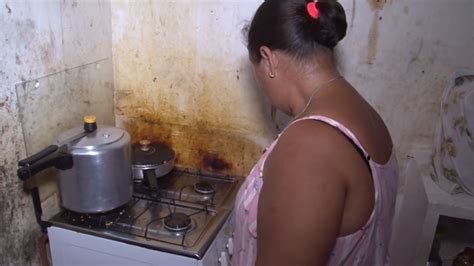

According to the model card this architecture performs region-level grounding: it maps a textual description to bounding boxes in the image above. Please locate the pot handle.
[18,145,59,167]
[17,146,73,181]
[144,169,158,190]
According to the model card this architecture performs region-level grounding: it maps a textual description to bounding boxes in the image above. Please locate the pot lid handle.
[139,140,152,152]
[83,115,97,123]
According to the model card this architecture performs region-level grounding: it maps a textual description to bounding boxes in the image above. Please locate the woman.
[233,1,399,265]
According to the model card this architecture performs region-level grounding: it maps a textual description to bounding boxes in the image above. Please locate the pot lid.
[58,126,125,149]
[132,140,175,168]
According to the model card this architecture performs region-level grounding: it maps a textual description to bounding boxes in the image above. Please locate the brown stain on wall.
[113,2,270,177]
[366,14,380,64]
[200,150,232,171]
[116,64,264,176]
[366,0,388,64]
[121,117,261,177]
[367,0,387,11]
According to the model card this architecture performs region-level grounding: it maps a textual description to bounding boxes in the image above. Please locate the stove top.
[48,169,242,259]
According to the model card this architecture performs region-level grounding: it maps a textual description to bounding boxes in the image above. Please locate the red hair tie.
[306,2,320,20]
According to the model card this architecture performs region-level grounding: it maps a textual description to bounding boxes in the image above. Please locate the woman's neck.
[290,69,342,117]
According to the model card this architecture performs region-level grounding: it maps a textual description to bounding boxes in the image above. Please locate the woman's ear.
[259,46,279,78]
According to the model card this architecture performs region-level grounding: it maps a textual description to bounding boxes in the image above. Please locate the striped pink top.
[232,115,399,266]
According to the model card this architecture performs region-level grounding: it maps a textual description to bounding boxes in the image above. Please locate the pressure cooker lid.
[58,126,125,148]
[132,140,175,168]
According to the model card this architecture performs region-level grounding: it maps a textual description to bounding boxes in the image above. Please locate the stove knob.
[226,237,234,256]
[218,251,229,266]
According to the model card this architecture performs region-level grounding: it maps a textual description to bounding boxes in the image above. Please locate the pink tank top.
[232,115,399,266]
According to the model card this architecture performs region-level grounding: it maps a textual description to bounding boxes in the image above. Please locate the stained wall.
[111,0,473,183]
[0,0,113,264]
[112,1,272,176]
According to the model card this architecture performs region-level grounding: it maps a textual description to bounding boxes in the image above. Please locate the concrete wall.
[0,0,113,264]
[336,0,474,180]
[112,1,271,176]
[111,0,473,182]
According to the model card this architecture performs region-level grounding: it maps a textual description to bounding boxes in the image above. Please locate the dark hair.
[247,0,347,62]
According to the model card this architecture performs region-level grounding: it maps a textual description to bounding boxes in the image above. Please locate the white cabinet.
[49,214,234,266]
[49,227,199,266]
[389,152,474,265]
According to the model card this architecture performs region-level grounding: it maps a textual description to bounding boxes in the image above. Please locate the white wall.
[337,0,474,180]
[0,0,113,264]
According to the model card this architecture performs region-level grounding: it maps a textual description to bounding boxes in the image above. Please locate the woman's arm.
[256,120,348,266]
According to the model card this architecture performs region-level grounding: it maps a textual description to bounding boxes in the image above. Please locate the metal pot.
[131,140,175,188]
[18,116,132,214]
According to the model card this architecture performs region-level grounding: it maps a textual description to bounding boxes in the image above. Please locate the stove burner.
[163,212,192,232]
[194,181,216,195]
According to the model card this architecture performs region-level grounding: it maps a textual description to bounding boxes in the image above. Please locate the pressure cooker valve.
[139,140,152,152]
[83,115,97,133]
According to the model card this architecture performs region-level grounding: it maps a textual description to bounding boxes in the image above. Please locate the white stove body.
[48,214,234,266]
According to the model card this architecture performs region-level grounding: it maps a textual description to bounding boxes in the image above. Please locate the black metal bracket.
[30,186,51,233]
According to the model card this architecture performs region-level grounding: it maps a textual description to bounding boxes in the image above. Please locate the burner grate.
[194,181,216,195]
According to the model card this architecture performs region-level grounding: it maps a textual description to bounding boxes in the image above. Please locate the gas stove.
[48,169,241,262]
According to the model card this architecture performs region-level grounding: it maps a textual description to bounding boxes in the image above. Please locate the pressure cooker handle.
[18,145,59,167]
[17,149,73,181]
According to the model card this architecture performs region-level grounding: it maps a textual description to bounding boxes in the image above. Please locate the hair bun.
[303,0,347,48]
[247,0,348,62]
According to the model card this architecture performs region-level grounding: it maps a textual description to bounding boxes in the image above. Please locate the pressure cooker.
[17,116,132,214]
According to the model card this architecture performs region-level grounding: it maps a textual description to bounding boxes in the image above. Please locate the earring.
[269,73,275,79]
